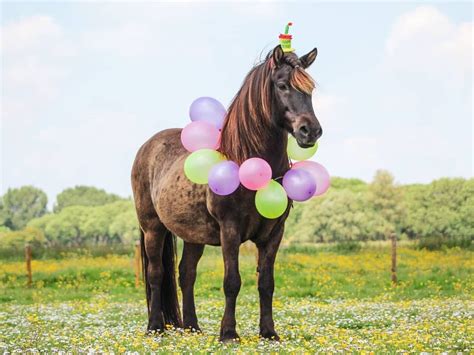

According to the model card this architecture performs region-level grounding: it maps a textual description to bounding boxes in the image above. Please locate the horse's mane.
[219,51,315,164]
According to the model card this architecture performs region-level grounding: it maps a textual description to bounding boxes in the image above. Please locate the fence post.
[134,240,141,288]
[25,243,32,288]
[391,233,397,285]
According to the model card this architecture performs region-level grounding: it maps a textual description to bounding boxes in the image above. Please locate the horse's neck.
[257,128,289,178]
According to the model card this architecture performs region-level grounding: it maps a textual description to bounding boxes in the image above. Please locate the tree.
[27,200,136,247]
[330,177,367,192]
[1,186,48,230]
[54,186,122,212]
[27,214,56,246]
[0,199,10,228]
[44,206,89,246]
[368,170,404,236]
[402,178,473,246]
[0,227,46,249]
[285,189,389,243]
[81,201,132,245]
[109,208,140,244]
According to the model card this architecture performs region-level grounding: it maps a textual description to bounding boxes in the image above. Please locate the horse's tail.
[140,229,151,316]
[161,231,182,327]
[141,228,182,328]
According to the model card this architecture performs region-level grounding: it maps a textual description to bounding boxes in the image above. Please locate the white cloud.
[1,15,61,54]
[376,6,473,180]
[1,15,76,109]
[3,109,148,202]
[343,136,379,165]
[313,94,345,122]
[1,14,75,57]
[313,94,341,115]
[81,22,155,57]
[384,6,472,82]
[4,57,67,101]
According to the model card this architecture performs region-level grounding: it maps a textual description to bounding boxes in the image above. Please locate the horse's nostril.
[299,125,309,137]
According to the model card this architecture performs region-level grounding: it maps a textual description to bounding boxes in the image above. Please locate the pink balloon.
[239,158,272,191]
[181,121,220,152]
[292,161,330,196]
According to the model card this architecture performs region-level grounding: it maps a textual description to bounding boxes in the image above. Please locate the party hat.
[279,22,294,53]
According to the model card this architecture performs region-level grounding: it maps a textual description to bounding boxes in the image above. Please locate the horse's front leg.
[179,242,205,331]
[257,225,284,340]
[219,222,241,342]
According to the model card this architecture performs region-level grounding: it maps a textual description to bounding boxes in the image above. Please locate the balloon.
[208,161,240,196]
[255,180,288,219]
[239,158,272,191]
[181,121,220,152]
[189,97,227,130]
[292,161,330,196]
[287,135,318,161]
[283,169,317,201]
[184,149,226,184]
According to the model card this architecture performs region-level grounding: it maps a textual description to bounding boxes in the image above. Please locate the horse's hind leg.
[179,242,205,331]
[143,221,167,332]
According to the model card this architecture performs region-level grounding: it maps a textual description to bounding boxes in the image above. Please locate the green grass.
[2,244,472,303]
[0,245,473,352]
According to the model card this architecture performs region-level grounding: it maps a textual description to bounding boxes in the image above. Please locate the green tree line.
[0,173,472,250]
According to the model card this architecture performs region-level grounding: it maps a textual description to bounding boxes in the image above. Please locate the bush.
[417,236,473,251]
[331,240,362,254]
[0,243,135,261]
[27,200,137,247]
[0,227,46,249]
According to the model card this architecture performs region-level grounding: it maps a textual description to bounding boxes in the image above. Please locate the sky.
[1,1,472,205]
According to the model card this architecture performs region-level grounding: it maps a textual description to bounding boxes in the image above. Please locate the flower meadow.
[1,246,473,352]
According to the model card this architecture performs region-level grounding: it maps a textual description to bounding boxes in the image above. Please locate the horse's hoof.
[184,325,202,333]
[146,323,165,336]
[260,332,280,341]
[219,331,240,343]
[145,328,164,336]
[219,336,240,343]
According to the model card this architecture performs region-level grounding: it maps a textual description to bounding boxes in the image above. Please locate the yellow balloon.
[287,135,318,161]
[184,149,226,184]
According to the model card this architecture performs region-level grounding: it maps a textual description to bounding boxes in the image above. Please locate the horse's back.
[133,128,184,181]
[131,128,221,245]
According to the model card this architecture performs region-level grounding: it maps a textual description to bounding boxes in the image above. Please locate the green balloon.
[287,135,318,161]
[184,149,225,184]
[255,180,288,219]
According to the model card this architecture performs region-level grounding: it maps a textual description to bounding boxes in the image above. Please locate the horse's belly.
[153,161,221,245]
[161,205,221,246]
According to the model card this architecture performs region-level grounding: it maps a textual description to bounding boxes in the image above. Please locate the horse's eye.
[277,83,289,91]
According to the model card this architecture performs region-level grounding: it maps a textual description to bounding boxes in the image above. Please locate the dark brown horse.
[131,45,322,342]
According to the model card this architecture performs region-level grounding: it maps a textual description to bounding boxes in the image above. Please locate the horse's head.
[220,44,322,164]
[270,45,322,148]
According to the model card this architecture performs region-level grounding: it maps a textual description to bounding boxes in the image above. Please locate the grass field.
[1,245,473,352]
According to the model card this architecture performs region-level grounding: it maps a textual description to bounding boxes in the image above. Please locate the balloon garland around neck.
[181,24,330,219]
[181,95,330,219]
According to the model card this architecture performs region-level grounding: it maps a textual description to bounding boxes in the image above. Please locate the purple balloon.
[282,169,317,202]
[208,161,240,196]
[189,97,227,130]
[292,161,330,196]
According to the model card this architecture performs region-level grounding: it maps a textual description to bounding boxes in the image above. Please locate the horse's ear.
[272,45,285,67]
[300,48,318,69]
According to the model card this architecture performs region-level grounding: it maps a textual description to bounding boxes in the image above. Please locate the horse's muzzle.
[295,125,322,148]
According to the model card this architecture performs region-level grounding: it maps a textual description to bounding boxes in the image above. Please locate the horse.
[131,44,322,342]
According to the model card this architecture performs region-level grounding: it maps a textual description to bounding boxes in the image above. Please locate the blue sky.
[1,1,472,204]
